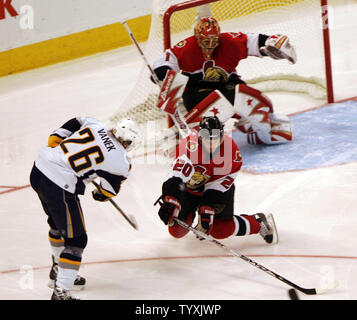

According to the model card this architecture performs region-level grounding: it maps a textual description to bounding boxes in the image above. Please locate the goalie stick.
[122,21,191,139]
[92,181,138,230]
[173,217,338,295]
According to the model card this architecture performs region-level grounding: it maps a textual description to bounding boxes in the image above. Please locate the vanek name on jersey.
[98,128,116,152]
[35,117,130,195]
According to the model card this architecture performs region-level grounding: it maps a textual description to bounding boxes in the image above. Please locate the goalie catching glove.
[260,34,297,64]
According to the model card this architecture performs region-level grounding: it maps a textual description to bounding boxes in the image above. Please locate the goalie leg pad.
[234,84,273,144]
[246,118,293,145]
[234,85,292,145]
[235,117,252,134]
[184,90,234,128]
[270,113,293,144]
[234,84,273,118]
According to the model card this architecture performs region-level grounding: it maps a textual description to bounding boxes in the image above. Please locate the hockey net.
[109,0,333,145]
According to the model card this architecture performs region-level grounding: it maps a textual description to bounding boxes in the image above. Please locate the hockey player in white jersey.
[30,117,142,300]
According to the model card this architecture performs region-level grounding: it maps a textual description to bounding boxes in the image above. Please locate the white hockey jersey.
[35,117,130,195]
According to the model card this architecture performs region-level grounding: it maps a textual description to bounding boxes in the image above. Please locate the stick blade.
[297,279,339,295]
[315,280,339,295]
[128,215,139,230]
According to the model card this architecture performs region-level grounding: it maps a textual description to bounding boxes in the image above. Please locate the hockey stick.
[173,217,338,295]
[92,181,138,230]
[122,21,191,139]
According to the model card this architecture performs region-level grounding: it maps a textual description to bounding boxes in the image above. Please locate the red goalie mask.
[194,17,220,59]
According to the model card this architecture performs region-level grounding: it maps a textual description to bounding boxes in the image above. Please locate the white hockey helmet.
[113,118,143,152]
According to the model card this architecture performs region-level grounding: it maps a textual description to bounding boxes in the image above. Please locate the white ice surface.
[0,1,357,300]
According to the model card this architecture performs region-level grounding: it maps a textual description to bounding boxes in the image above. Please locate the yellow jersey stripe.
[59,258,81,266]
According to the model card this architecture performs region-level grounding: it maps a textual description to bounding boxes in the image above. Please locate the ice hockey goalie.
[153,17,294,149]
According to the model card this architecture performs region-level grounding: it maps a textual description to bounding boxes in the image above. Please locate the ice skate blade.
[267,213,279,245]
[48,280,85,291]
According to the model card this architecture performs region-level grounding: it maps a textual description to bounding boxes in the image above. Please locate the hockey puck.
[288,288,300,300]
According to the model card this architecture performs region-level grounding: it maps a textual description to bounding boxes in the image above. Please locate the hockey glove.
[92,189,111,202]
[260,34,297,64]
[158,196,181,226]
[195,206,215,240]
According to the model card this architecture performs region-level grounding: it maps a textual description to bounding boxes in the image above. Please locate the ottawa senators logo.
[203,61,228,83]
[186,140,198,152]
[204,67,228,82]
[234,150,242,162]
[175,40,186,48]
[186,165,210,189]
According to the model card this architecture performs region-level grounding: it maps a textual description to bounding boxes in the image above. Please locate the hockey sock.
[48,229,64,263]
[235,215,261,235]
[56,267,78,291]
[209,215,260,239]
[57,246,84,290]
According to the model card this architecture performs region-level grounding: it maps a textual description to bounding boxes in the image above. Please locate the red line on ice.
[1,253,357,275]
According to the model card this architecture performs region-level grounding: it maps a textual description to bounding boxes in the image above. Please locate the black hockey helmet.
[198,116,224,142]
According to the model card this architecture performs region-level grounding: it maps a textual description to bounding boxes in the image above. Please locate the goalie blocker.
[156,69,292,147]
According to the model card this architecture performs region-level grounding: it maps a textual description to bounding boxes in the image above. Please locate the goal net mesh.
[109,0,329,142]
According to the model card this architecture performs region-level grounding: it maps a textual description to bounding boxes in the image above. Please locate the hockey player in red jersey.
[155,116,278,242]
[153,17,294,146]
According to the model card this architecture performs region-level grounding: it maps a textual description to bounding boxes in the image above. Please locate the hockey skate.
[51,285,78,300]
[48,255,86,291]
[254,213,279,244]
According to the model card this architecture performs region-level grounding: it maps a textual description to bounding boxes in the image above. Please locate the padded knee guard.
[169,212,194,238]
[65,234,88,249]
[234,84,292,145]
[210,218,236,239]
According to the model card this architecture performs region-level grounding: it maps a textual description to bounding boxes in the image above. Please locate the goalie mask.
[198,116,224,153]
[194,17,220,59]
[113,118,143,152]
